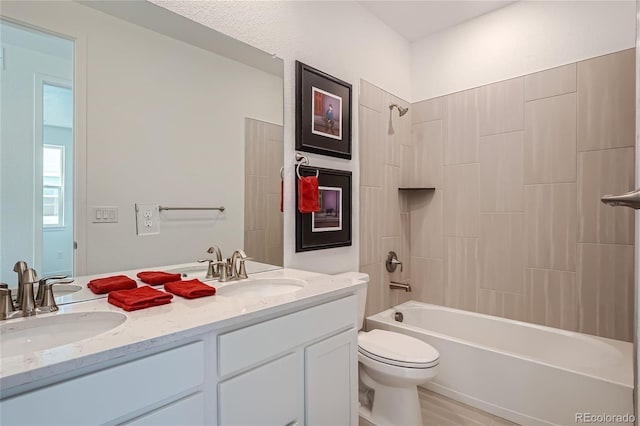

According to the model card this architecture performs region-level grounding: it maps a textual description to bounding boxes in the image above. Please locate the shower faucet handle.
[385,251,403,273]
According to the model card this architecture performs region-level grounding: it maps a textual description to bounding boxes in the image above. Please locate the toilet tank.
[333,272,369,330]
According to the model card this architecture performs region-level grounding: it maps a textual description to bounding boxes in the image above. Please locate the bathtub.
[366,301,634,426]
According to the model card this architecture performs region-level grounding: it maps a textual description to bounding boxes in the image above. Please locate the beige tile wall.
[359,80,411,317]
[244,118,284,266]
[360,48,635,342]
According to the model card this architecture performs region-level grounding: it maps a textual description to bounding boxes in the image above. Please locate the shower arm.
[389,103,408,116]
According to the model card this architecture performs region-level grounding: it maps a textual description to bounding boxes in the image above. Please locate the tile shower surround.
[359,48,635,341]
[244,118,284,267]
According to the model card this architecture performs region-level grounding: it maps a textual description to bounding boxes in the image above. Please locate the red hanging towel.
[298,175,320,213]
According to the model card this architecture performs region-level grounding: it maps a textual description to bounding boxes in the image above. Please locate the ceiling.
[359,1,517,42]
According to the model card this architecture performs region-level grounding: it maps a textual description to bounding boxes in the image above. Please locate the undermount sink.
[216,278,306,299]
[1,311,127,358]
[166,266,208,280]
[51,284,83,297]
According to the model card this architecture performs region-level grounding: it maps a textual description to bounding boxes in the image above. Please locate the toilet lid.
[358,329,439,368]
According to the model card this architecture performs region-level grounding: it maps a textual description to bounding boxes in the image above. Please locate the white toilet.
[339,272,440,426]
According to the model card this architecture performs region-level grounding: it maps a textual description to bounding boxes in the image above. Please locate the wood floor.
[359,387,519,426]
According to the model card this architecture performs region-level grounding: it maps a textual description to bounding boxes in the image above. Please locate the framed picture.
[295,61,352,159]
[296,166,352,252]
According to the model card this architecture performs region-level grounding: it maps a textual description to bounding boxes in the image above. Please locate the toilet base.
[359,365,423,426]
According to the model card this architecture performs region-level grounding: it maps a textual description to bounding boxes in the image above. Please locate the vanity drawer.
[125,392,205,425]
[218,295,356,376]
[0,341,205,425]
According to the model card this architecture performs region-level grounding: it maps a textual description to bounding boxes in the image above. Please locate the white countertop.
[0,263,365,391]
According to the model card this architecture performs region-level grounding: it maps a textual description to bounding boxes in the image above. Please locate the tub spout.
[390,281,411,292]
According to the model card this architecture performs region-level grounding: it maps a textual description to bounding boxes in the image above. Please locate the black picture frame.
[295,166,352,252]
[295,61,352,159]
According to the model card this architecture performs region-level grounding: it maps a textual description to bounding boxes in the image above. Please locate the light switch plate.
[135,203,160,236]
[91,206,118,223]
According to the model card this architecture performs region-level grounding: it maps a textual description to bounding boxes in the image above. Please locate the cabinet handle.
[285,421,298,426]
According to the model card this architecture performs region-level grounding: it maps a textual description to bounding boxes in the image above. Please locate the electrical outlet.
[135,203,160,236]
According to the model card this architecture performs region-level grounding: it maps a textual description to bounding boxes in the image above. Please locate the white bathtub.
[366,301,634,426]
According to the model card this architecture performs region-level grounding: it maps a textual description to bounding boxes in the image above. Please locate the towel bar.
[159,206,225,212]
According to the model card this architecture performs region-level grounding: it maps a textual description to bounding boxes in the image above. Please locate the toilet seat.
[358,329,439,369]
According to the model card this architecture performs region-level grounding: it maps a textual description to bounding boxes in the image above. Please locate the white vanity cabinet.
[215,295,359,426]
[0,293,360,425]
[0,341,207,425]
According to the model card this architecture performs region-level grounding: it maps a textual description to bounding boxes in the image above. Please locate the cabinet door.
[124,392,205,426]
[305,328,358,426]
[218,352,302,426]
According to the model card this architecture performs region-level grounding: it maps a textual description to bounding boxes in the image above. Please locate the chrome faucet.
[1,269,74,320]
[207,245,223,278]
[202,250,251,283]
[197,245,224,279]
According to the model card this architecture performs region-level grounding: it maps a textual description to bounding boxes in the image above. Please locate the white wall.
[150,0,413,274]
[2,1,283,275]
[411,1,636,101]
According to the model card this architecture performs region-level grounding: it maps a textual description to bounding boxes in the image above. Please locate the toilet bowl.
[358,329,439,425]
[334,272,440,426]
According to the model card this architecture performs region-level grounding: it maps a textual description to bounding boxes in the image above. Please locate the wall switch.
[91,206,118,223]
[135,203,160,236]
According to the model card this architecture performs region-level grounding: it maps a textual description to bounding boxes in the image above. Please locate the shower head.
[388,104,409,135]
[389,103,409,117]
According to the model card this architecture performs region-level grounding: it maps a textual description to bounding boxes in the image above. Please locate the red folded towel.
[298,176,320,213]
[164,279,216,299]
[108,286,173,311]
[88,275,137,294]
[137,271,182,285]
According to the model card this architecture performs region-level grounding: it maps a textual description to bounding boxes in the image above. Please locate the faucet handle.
[237,257,253,279]
[385,251,403,273]
[38,279,73,313]
[197,258,219,279]
[36,274,68,305]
